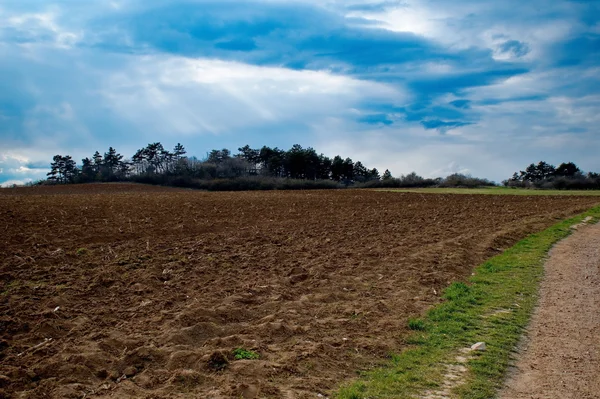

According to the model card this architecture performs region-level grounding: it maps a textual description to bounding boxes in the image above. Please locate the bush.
[439,173,495,188]
[507,176,600,190]
[356,172,438,189]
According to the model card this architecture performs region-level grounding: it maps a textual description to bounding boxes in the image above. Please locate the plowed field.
[1,184,598,399]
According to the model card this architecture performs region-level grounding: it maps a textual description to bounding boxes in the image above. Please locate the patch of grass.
[407,318,426,331]
[75,247,88,256]
[232,348,260,360]
[335,206,600,399]
[380,186,600,196]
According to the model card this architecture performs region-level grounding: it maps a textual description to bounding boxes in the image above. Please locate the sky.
[0,0,599,186]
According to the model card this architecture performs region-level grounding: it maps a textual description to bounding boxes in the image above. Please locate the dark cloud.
[358,113,394,125]
[498,40,530,57]
[214,38,258,52]
[344,1,404,12]
[550,33,600,67]
[420,120,472,130]
[477,95,549,105]
[449,99,471,109]
[409,68,529,95]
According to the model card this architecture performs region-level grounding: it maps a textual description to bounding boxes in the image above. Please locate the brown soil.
[500,221,600,399]
[1,184,598,399]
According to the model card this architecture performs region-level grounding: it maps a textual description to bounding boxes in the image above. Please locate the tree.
[330,156,345,181]
[145,143,166,173]
[171,143,188,174]
[132,149,147,174]
[81,157,96,182]
[237,145,260,165]
[173,143,187,159]
[259,146,285,177]
[284,144,319,179]
[382,169,393,180]
[206,148,231,164]
[521,161,555,181]
[342,158,354,182]
[316,154,332,180]
[103,147,124,179]
[555,162,581,177]
[47,155,78,184]
[367,168,380,181]
[92,151,103,173]
[353,161,368,182]
[46,156,60,183]
[537,161,555,179]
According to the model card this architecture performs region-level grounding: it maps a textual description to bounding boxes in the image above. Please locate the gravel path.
[500,222,600,399]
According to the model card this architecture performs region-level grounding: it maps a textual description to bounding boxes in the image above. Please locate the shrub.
[439,173,495,188]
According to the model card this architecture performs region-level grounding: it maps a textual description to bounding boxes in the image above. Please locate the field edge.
[377,187,600,196]
[335,205,600,399]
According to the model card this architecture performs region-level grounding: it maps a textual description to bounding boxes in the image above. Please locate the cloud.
[420,119,472,131]
[1,179,33,188]
[0,0,599,184]
[449,99,471,109]
[0,153,50,184]
[344,1,404,12]
[358,113,394,125]
[497,40,530,58]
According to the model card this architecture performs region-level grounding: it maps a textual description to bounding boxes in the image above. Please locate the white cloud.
[100,55,404,135]
[345,0,589,64]
[1,179,32,187]
[1,8,82,49]
[0,152,49,185]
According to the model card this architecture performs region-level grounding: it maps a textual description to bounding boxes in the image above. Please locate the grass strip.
[379,187,600,196]
[336,205,600,399]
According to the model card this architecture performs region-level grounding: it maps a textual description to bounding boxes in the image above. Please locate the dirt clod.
[207,351,229,371]
[124,367,137,378]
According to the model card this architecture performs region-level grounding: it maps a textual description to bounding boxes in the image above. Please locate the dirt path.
[500,221,600,399]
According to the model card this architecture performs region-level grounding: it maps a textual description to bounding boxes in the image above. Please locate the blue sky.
[0,0,598,185]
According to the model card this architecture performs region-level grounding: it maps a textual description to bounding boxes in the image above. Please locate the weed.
[75,248,88,256]
[233,348,260,360]
[349,311,362,320]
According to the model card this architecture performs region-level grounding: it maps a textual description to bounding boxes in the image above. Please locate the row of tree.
[47,143,389,185]
[505,161,600,189]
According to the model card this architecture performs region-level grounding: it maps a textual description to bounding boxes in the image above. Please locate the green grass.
[335,205,600,399]
[232,348,260,360]
[380,186,600,196]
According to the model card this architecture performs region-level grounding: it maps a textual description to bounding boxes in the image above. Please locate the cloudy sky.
[0,0,598,186]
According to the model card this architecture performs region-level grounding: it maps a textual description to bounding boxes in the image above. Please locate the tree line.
[505,161,600,189]
[46,143,390,188]
[44,147,600,191]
